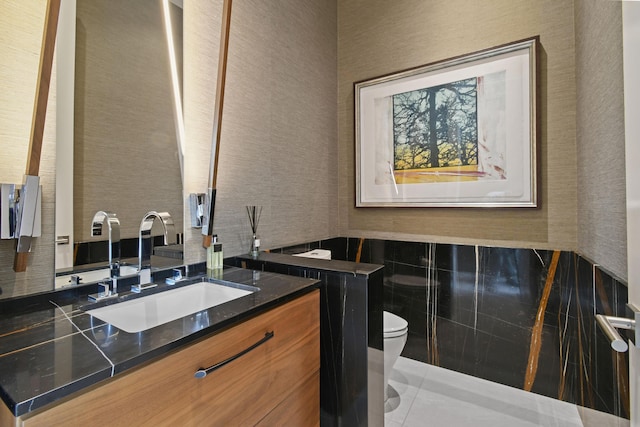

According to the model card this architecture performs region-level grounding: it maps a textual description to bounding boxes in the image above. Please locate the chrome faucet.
[132,211,176,293]
[88,211,120,301]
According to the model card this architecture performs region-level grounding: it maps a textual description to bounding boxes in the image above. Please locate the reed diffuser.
[246,206,262,258]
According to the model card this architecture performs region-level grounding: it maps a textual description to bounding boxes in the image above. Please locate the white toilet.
[383,311,408,401]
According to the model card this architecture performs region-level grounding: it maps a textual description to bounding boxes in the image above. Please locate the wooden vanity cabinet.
[12,290,320,427]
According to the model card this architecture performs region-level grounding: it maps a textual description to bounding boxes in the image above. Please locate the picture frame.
[355,37,538,208]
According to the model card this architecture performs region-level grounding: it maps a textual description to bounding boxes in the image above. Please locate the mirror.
[54,0,184,287]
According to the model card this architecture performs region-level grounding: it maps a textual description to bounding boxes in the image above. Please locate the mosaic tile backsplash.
[278,237,630,419]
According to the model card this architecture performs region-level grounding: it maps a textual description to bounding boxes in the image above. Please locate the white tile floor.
[384,357,629,427]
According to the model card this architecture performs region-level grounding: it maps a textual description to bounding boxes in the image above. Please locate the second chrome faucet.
[132,211,176,293]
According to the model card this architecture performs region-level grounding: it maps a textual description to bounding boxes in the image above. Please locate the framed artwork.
[355,37,538,207]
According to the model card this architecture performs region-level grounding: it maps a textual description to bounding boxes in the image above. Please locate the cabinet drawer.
[256,370,320,427]
[21,290,320,427]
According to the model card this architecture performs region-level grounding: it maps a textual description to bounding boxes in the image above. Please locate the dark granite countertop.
[0,267,319,418]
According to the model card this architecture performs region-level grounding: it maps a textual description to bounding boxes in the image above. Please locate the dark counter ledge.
[235,251,382,276]
[0,267,319,417]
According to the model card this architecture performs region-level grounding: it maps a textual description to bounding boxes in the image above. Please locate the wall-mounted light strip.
[162,0,185,175]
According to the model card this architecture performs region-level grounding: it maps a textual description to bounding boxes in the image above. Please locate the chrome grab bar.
[595,315,633,352]
[596,303,640,353]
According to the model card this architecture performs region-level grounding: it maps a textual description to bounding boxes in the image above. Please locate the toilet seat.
[384,311,408,338]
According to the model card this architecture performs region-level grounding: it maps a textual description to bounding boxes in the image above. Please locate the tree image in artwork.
[392,71,506,184]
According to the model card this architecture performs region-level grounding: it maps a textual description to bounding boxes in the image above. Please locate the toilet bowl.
[383,311,408,401]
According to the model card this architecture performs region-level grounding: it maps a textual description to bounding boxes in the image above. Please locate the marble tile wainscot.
[232,252,385,427]
[274,237,631,420]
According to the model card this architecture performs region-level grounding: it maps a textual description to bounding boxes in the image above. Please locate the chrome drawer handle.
[194,331,275,379]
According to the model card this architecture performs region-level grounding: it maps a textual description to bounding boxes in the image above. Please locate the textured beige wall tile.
[0,0,43,185]
[183,0,338,264]
[575,0,626,281]
[182,0,220,265]
[0,0,56,297]
[338,0,578,250]
[73,0,183,242]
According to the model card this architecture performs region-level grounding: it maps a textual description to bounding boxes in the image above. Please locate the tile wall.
[277,237,630,419]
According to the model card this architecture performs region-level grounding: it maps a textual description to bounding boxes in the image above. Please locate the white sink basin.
[86,281,255,333]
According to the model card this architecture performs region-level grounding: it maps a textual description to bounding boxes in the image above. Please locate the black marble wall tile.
[72,236,167,266]
[299,237,629,419]
[320,237,349,260]
[577,256,629,416]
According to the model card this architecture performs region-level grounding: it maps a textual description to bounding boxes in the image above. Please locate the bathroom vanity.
[0,268,320,426]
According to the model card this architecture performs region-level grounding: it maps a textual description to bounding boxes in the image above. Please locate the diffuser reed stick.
[246,206,262,234]
[246,206,262,257]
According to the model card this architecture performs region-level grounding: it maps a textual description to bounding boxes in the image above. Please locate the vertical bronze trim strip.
[355,238,364,263]
[524,250,560,391]
[203,0,233,248]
